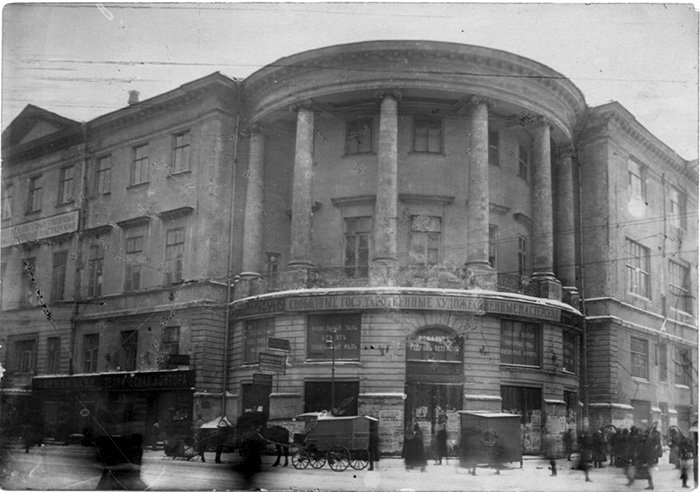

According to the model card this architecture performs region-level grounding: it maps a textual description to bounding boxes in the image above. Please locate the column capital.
[374,90,403,102]
[470,95,496,109]
[240,123,266,138]
[533,115,555,131]
[557,143,575,160]
[289,99,314,113]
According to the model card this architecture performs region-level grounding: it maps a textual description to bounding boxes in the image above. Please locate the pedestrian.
[192,415,206,462]
[214,417,231,464]
[150,422,160,451]
[433,418,448,465]
[679,437,695,489]
[368,422,380,471]
[235,426,266,490]
[544,432,558,476]
[401,422,427,472]
[576,431,593,482]
[591,429,607,468]
[669,427,682,468]
[563,427,574,461]
[627,431,655,490]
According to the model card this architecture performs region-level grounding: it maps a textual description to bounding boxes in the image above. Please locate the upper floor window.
[563,330,579,374]
[488,224,498,269]
[121,330,138,371]
[244,317,274,364]
[669,186,687,230]
[50,250,68,301]
[22,257,37,307]
[164,226,185,284]
[27,175,42,213]
[88,240,105,298]
[413,116,442,153]
[631,337,649,379]
[266,252,280,276]
[518,145,530,181]
[409,215,441,266]
[130,144,149,186]
[518,235,528,276]
[345,118,372,155]
[488,130,499,166]
[83,333,99,373]
[14,339,36,374]
[95,155,112,195]
[626,239,650,298]
[58,166,74,204]
[47,337,61,374]
[669,261,692,314]
[124,226,146,291]
[628,158,646,200]
[344,216,371,278]
[2,184,13,219]
[657,343,668,382]
[172,132,191,173]
[162,326,180,355]
[674,347,692,386]
[500,320,540,367]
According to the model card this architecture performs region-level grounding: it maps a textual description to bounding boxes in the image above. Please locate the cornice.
[116,216,152,229]
[331,195,376,207]
[399,193,455,206]
[84,224,113,237]
[513,212,532,228]
[158,206,195,221]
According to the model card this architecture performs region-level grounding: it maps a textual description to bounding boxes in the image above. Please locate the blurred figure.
[591,429,607,468]
[95,433,147,490]
[402,422,427,472]
[368,421,380,471]
[679,436,695,488]
[235,427,266,490]
[215,418,232,464]
[576,431,593,482]
[563,427,574,461]
[150,423,160,451]
[544,432,558,476]
[433,418,448,465]
[627,430,655,490]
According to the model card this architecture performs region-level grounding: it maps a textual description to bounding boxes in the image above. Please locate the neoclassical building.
[1,40,696,455]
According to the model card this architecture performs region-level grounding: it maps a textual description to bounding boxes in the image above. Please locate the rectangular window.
[344,216,371,278]
[345,118,372,155]
[22,257,37,306]
[304,381,359,416]
[631,337,649,379]
[124,227,145,291]
[501,385,542,425]
[669,261,692,314]
[2,184,13,219]
[27,175,42,212]
[51,251,68,301]
[518,145,530,181]
[628,158,646,200]
[266,253,280,275]
[162,326,180,355]
[669,186,687,230]
[83,334,99,373]
[130,144,149,186]
[164,227,185,284]
[675,347,692,386]
[15,339,36,374]
[626,239,650,298]
[631,399,651,428]
[657,343,668,382]
[409,215,441,266]
[563,330,579,374]
[121,330,138,372]
[172,132,191,173]
[488,224,498,269]
[413,116,442,153]
[244,318,274,364]
[488,130,499,166]
[88,241,105,298]
[518,235,528,276]
[241,383,271,415]
[500,320,541,367]
[58,166,74,204]
[47,337,61,373]
[307,313,361,361]
[95,155,112,195]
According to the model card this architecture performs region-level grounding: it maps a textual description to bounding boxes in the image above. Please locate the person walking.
[214,418,231,464]
[577,431,593,482]
[433,418,448,465]
[544,432,558,476]
[627,430,655,490]
[679,436,695,489]
[563,427,574,461]
[402,422,427,472]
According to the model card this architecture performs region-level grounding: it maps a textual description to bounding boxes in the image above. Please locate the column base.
[531,273,562,301]
[562,286,580,309]
[279,268,310,290]
[464,262,496,290]
[234,273,263,300]
[370,257,399,286]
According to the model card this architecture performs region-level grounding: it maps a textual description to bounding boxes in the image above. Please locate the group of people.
[401,420,449,471]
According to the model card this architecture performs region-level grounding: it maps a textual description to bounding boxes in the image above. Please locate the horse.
[261,425,290,467]
[235,411,290,467]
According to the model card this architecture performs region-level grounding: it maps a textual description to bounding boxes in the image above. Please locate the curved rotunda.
[230,41,586,454]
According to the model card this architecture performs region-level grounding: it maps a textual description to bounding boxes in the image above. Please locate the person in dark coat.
[544,432,558,476]
[563,428,574,461]
[368,423,380,471]
[235,428,266,490]
[576,431,593,482]
[591,430,607,468]
[401,423,427,472]
[433,419,448,465]
[679,437,695,489]
[214,418,231,464]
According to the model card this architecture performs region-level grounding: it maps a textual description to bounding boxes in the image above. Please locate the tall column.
[241,128,265,277]
[370,92,400,286]
[288,102,315,270]
[465,97,495,289]
[532,118,561,300]
[555,144,579,306]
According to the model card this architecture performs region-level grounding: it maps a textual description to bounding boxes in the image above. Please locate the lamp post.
[326,334,335,415]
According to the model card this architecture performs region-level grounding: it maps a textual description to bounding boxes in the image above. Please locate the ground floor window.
[631,399,651,429]
[501,385,542,453]
[304,381,359,416]
[241,383,271,415]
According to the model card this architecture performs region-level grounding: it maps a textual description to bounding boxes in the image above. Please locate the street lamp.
[326,334,335,415]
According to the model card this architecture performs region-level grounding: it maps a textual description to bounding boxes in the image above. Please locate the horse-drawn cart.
[292,414,375,472]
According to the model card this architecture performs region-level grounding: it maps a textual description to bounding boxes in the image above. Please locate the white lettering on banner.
[2,211,79,247]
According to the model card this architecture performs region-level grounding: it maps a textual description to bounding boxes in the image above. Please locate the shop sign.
[32,370,195,391]
[234,298,286,316]
[307,313,361,360]
[2,210,79,248]
[259,352,286,372]
[268,337,290,352]
[253,373,273,386]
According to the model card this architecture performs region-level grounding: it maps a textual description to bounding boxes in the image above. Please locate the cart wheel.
[349,449,370,470]
[327,445,350,472]
[309,450,326,469]
[292,449,310,470]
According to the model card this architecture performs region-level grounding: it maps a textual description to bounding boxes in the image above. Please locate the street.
[0,444,696,491]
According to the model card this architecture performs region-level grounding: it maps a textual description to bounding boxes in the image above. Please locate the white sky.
[2,2,699,160]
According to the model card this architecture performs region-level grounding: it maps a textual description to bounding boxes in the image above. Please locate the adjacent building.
[1,40,696,454]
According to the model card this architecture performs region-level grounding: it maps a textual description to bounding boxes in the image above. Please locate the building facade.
[0,41,696,455]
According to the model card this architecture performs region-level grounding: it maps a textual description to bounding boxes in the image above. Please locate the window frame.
[518,235,529,276]
[412,115,443,154]
[500,320,541,367]
[95,154,112,195]
[563,330,579,374]
[83,333,99,373]
[345,117,373,155]
[409,215,442,267]
[488,224,498,269]
[50,250,68,301]
[344,216,371,278]
[120,330,138,372]
[57,165,74,204]
[27,174,43,213]
[669,260,693,314]
[657,342,668,383]
[15,338,37,374]
[130,144,150,186]
[631,337,649,380]
[47,336,61,374]
[164,226,185,285]
[488,130,500,166]
[669,186,687,230]
[518,144,530,182]
[674,347,692,387]
[171,131,192,174]
[2,183,13,219]
[626,239,650,298]
[243,317,275,364]
[124,226,146,291]
[87,240,105,298]
[628,157,646,201]
[22,257,38,307]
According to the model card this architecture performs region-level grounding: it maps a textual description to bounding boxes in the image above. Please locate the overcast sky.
[2,2,698,160]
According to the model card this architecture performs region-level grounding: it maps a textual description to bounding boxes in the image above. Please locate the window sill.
[500,363,542,370]
[126,182,150,190]
[342,152,376,159]
[631,377,650,384]
[167,169,191,177]
[25,209,42,216]
[627,292,651,302]
[56,199,75,207]
[90,192,111,199]
[674,384,690,390]
[408,151,445,157]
